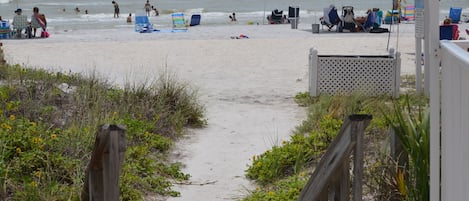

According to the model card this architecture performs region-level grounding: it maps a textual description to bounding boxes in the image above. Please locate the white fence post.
[394,51,401,98]
[309,48,318,96]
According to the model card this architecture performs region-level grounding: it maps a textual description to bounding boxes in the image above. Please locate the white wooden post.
[309,48,318,96]
[426,0,440,200]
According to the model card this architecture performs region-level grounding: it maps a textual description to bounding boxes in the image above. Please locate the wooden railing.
[297,114,372,201]
[81,124,127,201]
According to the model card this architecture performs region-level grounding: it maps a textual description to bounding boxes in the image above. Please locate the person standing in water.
[144,0,152,17]
[112,1,120,18]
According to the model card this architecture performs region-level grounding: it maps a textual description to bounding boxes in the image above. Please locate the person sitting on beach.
[112,1,120,18]
[127,13,132,23]
[442,17,459,40]
[144,0,151,17]
[320,5,340,31]
[30,7,46,37]
[282,15,289,24]
[12,8,29,38]
[267,9,283,24]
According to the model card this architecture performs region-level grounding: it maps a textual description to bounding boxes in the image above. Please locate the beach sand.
[3,22,467,200]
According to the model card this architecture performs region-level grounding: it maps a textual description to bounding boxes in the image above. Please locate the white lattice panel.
[315,56,397,96]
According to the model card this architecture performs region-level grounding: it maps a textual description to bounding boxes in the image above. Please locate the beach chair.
[403,5,415,21]
[190,14,201,26]
[12,14,29,38]
[320,5,340,31]
[135,14,152,33]
[268,9,283,24]
[384,10,399,24]
[288,6,299,18]
[172,13,187,31]
[340,6,361,32]
[449,7,462,23]
[0,21,11,39]
[376,9,383,27]
[440,24,459,40]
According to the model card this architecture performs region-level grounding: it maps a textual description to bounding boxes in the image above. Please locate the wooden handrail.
[298,114,372,201]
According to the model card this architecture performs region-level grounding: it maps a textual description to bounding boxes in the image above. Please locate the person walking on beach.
[112,1,120,18]
[30,7,46,37]
[144,0,152,17]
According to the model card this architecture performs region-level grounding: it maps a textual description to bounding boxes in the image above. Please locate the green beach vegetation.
[244,91,430,201]
[0,52,206,200]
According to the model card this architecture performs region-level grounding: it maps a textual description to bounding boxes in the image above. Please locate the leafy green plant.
[382,96,430,201]
[246,114,343,184]
[243,174,308,201]
[245,92,431,201]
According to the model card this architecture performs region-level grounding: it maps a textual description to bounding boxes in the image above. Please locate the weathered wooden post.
[81,124,127,201]
[297,114,372,201]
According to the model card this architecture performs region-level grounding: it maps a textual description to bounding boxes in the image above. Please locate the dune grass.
[244,92,429,201]
[0,60,206,200]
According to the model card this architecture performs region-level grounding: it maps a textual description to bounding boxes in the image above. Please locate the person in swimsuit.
[112,1,120,18]
[144,0,151,17]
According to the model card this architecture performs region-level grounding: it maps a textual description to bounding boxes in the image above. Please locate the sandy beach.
[2,22,468,200]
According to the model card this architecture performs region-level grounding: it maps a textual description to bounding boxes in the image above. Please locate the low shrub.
[0,63,205,200]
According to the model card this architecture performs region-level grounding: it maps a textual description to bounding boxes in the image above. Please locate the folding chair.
[449,7,462,23]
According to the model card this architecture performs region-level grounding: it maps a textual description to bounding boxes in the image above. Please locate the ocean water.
[0,0,467,31]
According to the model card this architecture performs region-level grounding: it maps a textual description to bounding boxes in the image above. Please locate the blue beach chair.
[449,7,462,23]
[135,14,152,33]
[440,24,458,40]
[190,14,201,26]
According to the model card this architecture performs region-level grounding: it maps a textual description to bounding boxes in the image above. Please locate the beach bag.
[41,30,50,38]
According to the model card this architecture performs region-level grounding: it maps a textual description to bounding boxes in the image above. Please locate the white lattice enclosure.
[309,48,401,97]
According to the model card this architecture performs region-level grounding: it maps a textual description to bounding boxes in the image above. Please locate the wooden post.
[351,115,367,201]
[339,163,350,201]
[81,124,127,201]
[390,128,408,168]
[297,114,371,201]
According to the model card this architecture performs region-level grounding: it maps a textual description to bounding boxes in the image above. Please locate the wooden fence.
[297,114,372,201]
[81,124,127,201]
